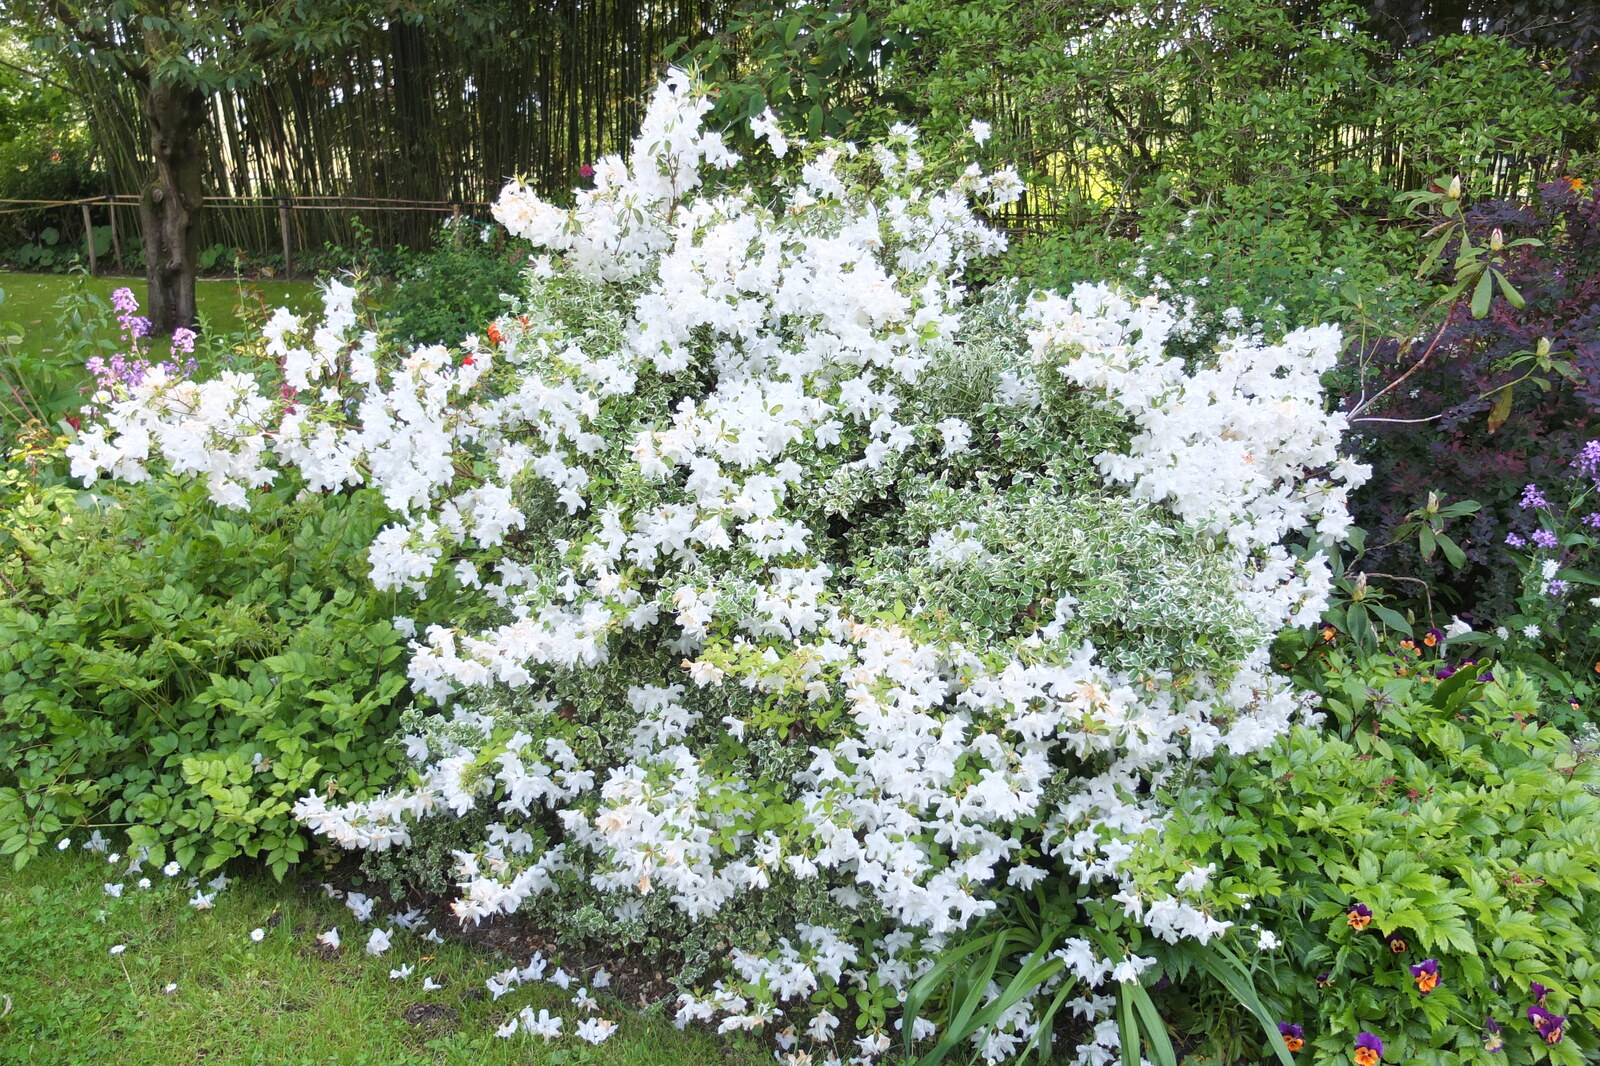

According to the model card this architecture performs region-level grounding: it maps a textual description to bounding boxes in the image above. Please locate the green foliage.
[1136,654,1600,1063]
[0,461,430,876]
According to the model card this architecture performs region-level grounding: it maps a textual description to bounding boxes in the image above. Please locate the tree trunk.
[138,79,206,335]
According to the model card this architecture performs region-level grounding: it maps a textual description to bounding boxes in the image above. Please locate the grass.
[0,270,321,365]
[0,270,322,433]
[0,847,766,1066]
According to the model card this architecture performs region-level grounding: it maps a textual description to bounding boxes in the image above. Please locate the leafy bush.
[0,463,435,876]
[1137,649,1600,1063]
[1348,179,1600,621]
[63,73,1369,1061]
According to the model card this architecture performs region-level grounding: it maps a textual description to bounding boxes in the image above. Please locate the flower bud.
[1537,337,1551,357]
[1446,176,1461,200]
[1489,227,1504,252]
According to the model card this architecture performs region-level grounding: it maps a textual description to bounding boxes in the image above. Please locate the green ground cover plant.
[1130,648,1600,1065]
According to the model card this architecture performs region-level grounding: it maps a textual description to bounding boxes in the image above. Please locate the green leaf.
[1492,269,1525,309]
[1470,268,1493,318]
[1435,533,1465,569]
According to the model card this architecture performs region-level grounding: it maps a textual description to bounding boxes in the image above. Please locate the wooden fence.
[0,194,493,276]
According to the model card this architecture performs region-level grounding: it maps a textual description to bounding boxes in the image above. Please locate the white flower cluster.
[67,72,1363,1063]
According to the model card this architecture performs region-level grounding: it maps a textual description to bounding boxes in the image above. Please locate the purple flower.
[1278,1022,1305,1052]
[1528,1005,1566,1045]
[1409,958,1440,994]
[111,286,138,315]
[1353,1032,1384,1066]
[172,327,197,355]
[1531,982,1550,1006]
[1520,483,1550,509]
[1436,664,1457,680]
[1583,513,1600,529]
[1505,532,1528,547]
[1574,439,1600,476]
[1346,903,1373,930]
[1484,1017,1504,1053]
[1530,529,1558,549]
[1547,579,1570,597]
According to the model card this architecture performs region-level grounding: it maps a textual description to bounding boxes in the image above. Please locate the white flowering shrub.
[67,71,1367,1063]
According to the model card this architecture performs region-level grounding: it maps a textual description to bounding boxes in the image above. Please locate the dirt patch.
[401,1001,460,1031]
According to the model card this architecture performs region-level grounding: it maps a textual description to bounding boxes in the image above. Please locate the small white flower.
[163,982,178,994]
[549,967,572,990]
[523,1008,563,1040]
[58,837,71,851]
[494,1018,519,1039]
[969,119,992,145]
[249,928,265,943]
[389,963,413,981]
[83,830,107,853]
[1496,625,1510,640]
[207,873,230,891]
[104,883,124,898]
[571,986,599,1012]
[1523,624,1541,639]
[163,861,181,877]
[365,928,392,956]
[189,891,216,910]
[422,977,443,991]
[109,944,126,955]
[1257,930,1281,951]
[137,878,151,890]
[423,928,444,945]
[317,928,341,950]
[592,967,611,989]
[575,1017,617,1045]
[107,852,121,864]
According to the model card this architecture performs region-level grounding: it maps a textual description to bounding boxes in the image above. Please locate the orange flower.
[1347,903,1373,930]
[486,322,505,346]
[1565,176,1586,193]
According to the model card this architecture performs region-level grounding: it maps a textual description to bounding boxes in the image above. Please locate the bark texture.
[138,78,206,335]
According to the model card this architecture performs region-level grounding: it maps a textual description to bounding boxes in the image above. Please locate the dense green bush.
[1135,649,1600,1063]
[0,461,434,875]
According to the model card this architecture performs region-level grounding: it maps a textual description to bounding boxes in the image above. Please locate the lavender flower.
[1520,483,1550,509]
[1505,532,1528,547]
[1547,579,1569,597]
[1573,439,1600,476]
[1583,513,1600,529]
[172,327,197,354]
[1530,529,1558,549]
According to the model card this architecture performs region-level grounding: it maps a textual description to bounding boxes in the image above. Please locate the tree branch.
[0,54,84,98]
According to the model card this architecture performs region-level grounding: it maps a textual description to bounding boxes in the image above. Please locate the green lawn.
[0,271,322,432]
[0,847,762,1066]
[0,270,320,365]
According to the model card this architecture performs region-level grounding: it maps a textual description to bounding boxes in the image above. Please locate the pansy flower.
[1530,982,1550,1006]
[1423,627,1444,647]
[1315,972,1334,990]
[1353,1032,1384,1066]
[1320,624,1338,643]
[1384,931,1407,954]
[1528,1006,1566,1045]
[1484,1017,1504,1053]
[1278,1022,1305,1052]
[1436,664,1456,680]
[1409,958,1439,994]
[1346,903,1373,930]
